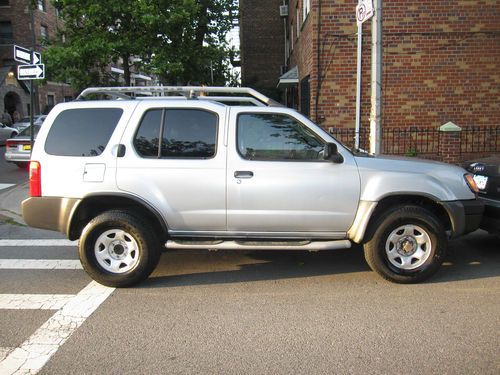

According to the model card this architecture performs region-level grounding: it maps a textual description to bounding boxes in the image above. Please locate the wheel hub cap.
[397,236,417,256]
[94,229,140,274]
[385,224,432,271]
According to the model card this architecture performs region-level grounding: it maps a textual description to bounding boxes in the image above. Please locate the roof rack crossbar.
[76,86,280,106]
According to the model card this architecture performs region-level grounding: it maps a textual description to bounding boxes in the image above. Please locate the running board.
[165,239,352,251]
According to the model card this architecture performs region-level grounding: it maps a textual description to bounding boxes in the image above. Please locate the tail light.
[29,161,42,197]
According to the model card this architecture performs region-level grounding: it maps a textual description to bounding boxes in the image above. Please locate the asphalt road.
[0,151,499,374]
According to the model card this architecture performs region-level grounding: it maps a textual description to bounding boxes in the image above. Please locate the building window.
[303,0,310,22]
[296,5,300,37]
[0,21,13,44]
[37,0,46,12]
[0,0,10,6]
[40,25,48,41]
[300,76,311,118]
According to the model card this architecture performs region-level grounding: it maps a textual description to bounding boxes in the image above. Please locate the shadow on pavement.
[139,231,499,288]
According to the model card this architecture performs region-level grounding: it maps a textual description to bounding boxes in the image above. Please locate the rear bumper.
[479,197,500,235]
[22,197,81,235]
[5,151,31,163]
[442,199,484,238]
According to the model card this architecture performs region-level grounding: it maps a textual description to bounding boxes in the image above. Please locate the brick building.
[239,0,285,100]
[0,0,74,121]
[240,0,500,162]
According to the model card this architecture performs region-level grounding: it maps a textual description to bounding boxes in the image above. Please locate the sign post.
[354,0,374,151]
[13,45,43,151]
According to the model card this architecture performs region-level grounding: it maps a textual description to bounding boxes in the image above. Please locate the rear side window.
[45,108,123,156]
[134,109,217,159]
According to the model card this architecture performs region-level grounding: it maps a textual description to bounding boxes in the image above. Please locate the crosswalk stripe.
[0,281,115,375]
[0,239,78,247]
[0,348,12,362]
[0,259,82,269]
[0,294,75,310]
[0,184,15,191]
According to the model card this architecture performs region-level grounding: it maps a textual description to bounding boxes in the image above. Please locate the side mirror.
[323,142,344,163]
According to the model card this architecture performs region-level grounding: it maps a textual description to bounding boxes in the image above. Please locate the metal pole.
[30,78,34,150]
[29,4,36,151]
[355,21,362,151]
[369,0,382,154]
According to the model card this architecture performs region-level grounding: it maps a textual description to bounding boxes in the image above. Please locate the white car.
[0,122,19,146]
[11,115,47,132]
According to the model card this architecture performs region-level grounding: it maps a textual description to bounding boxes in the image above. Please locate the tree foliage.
[45,0,238,91]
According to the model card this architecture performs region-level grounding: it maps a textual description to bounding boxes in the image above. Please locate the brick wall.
[0,0,73,117]
[239,0,285,99]
[285,0,500,160]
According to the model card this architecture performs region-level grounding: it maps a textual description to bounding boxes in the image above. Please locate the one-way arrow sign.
[18,64,45,80]
[14,45,42,65]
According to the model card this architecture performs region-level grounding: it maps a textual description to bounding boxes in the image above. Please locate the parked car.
[464,155,500,235]
[0,122,19,146]
[22,86,484,287]
[11,115,47,132]
[4,125,40,168]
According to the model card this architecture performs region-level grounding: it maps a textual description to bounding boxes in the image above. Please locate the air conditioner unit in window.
[279,5,289,17]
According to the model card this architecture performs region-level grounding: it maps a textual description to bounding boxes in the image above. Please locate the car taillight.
[6,140,16,148]
[29,161,42,197]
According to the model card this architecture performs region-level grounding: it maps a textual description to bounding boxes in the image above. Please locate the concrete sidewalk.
[0,183,28,224]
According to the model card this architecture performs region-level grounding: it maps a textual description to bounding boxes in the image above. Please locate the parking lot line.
[0,294,75,310]
[0,281,115,375]
[0,259,82,269]
[0,239,78,247]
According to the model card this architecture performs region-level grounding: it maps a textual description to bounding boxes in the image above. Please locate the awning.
[277,66,298,87]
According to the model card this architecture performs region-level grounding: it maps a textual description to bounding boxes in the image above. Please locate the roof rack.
[76,86,282,107]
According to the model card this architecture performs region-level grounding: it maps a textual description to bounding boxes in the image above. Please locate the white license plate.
[473,174,488,190]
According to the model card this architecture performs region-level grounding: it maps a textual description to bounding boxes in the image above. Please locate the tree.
[45,0,238,91]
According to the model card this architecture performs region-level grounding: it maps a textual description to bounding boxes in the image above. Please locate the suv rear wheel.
[79,210,161,287]
[364,205,447,283]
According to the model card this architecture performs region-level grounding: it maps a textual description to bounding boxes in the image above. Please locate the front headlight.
[464,173,479,194]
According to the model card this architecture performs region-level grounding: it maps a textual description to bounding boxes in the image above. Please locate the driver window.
[237,113,324,161]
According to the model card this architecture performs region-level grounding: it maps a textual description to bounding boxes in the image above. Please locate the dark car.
[465,155,500,235]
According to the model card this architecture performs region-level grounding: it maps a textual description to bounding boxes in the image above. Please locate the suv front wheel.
[79,210,161,287]
[364,205,447,283]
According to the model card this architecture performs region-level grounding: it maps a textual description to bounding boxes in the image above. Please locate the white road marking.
[0,348,12,362]
[0,239,78,247]
[0,281,115,375]
[0,259,82,270]
[0,294,75,310]
[0,184,15,191]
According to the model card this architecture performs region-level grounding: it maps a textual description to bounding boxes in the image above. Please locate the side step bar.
[166,239,352,251]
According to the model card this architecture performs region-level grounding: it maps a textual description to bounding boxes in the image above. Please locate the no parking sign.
[356,0,374,26]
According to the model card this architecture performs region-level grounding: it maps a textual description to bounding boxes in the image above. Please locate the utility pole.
[369,0,382,154]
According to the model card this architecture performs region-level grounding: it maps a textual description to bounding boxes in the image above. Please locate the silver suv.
[22,86,484,287]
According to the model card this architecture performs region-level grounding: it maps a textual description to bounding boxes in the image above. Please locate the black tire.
[10,132,16,138]
[79,210,161,287]
[363,205,447,284]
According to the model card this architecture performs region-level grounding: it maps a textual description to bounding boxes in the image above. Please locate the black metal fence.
[332,126,500,158]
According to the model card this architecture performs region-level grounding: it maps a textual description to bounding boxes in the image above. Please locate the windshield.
[18,125,41,137]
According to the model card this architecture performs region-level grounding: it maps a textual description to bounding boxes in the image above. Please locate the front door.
[226,109,360,237]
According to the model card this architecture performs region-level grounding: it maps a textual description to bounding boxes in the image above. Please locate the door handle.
[234,171,254,179]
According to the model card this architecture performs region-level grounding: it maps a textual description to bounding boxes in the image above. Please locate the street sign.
[356,0,374,26]
[17,64,45,80]
[13,45,41,65]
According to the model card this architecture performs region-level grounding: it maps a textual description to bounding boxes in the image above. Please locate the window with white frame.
[37,0,46,12]
[303,0,310,22]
